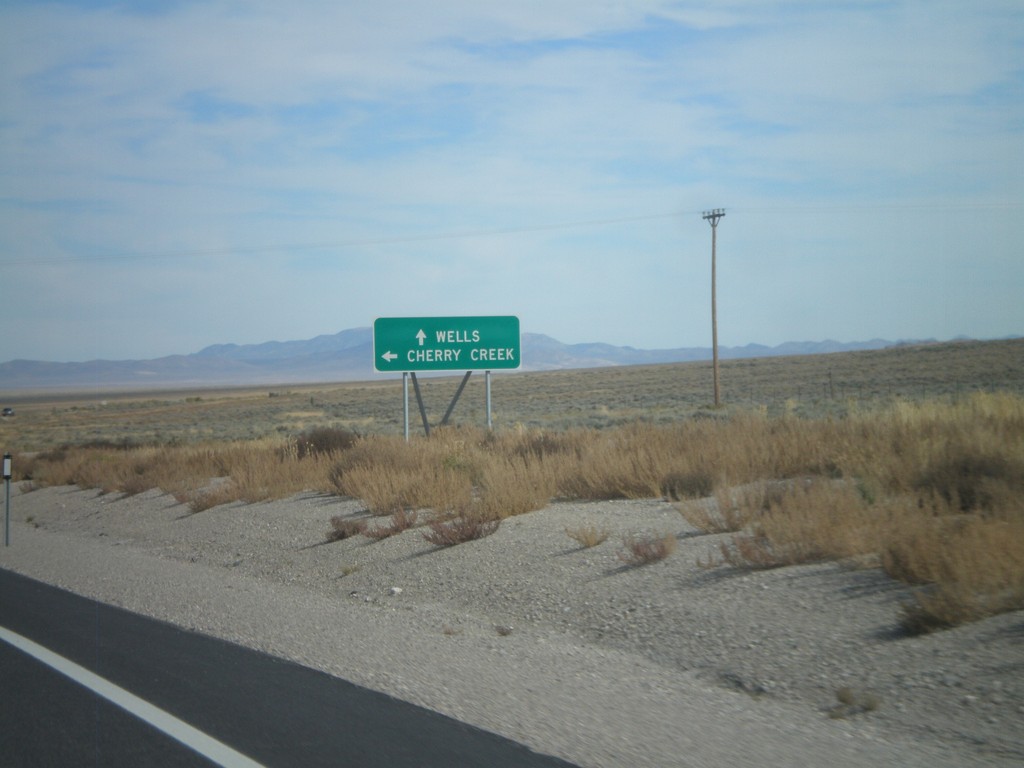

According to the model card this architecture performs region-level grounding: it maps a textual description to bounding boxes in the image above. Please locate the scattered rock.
[3,487,1022,766]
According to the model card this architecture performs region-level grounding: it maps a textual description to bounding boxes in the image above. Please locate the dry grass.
[294,426,359,459]
[713,480,882,569]
[829,687,882,719]
[881,512,1024,632]
[661,471,715,501]
[364,509,419,540]
[5,360,1024,633]
[475,453,556,520]
[677,485,773,534]
[565,524,611,549]
[184,480,241,514]
[619,532,678,566]
[685,395,1024,630]
[423,514,501,547]
[11,337,1022,451]
[329,436,427,515]
[326,516,367,542]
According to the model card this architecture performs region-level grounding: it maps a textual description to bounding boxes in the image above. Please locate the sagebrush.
[9,390,1024,630]
[619,532,678,566]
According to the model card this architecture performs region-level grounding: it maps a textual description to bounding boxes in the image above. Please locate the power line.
[0,211,681,267]
[3,199,1019,267]
[728,201,1023,214]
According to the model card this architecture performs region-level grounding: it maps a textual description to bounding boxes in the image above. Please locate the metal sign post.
[486,370,492,430]
[403,372,410,442]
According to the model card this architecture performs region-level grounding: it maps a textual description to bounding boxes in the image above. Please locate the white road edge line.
[0,625,266,768]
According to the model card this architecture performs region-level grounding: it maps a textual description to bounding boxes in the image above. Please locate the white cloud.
[0,1,1021,361]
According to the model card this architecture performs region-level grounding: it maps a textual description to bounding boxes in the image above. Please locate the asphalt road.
[0,568,578,767]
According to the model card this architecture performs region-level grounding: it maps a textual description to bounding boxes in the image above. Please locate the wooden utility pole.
[702,209,725,407]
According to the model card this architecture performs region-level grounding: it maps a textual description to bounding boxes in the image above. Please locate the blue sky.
[1,1,1021,363]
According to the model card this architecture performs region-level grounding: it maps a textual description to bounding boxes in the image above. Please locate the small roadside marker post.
[3,453,11,546]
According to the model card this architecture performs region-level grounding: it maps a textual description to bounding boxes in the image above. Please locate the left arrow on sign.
[382,351,398,362]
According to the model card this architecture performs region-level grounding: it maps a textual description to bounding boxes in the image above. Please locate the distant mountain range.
[0,328,942,390]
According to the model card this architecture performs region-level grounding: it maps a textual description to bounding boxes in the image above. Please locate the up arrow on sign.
[416,329,426,346]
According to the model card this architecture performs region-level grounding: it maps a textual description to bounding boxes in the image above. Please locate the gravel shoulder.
[2,485,1022,767]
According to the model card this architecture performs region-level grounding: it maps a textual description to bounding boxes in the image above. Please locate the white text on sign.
[407,348,516,363]
[436,330,481,343]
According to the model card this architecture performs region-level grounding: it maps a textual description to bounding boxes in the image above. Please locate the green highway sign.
[374,316,521,372]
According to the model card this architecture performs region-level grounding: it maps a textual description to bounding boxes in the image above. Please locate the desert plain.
[1,338,1022,767]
